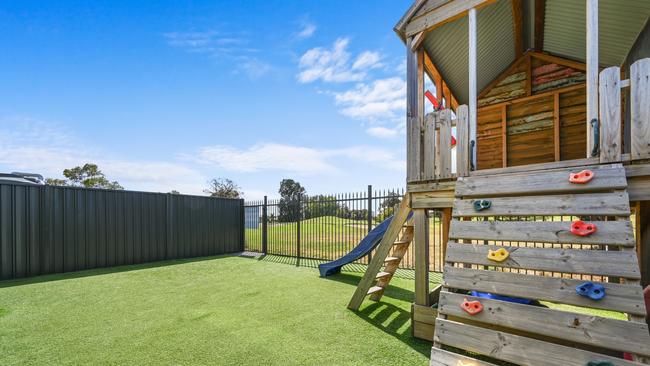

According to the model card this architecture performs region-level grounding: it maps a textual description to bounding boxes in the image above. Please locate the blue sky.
[0,0,413,199]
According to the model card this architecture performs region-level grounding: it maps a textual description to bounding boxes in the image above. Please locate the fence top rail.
[0,181,244,201]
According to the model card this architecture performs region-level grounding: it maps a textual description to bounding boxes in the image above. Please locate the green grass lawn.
[0,255,432,366]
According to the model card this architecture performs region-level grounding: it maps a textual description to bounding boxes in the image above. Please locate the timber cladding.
[0,182,244,280]
[476,51,587,169]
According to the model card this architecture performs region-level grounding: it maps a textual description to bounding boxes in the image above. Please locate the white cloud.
[0,117,207,195]
[366,126,398,139]
[298,38,384,83]
[334,77,406,121]
[236,57,272,79]
[193,142,404,175]
[296,22,317,39]
[352,51,383,70]
[164,29,271,79]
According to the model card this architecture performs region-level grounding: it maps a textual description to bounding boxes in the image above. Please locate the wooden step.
[384,256,401,263]
[375,271,392,279]
[367,286,384,295]
[393,240,411,246]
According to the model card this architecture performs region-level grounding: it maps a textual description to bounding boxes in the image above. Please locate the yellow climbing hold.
[487,248,509,262]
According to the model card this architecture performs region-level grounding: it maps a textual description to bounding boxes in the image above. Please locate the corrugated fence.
[0,182,244,280]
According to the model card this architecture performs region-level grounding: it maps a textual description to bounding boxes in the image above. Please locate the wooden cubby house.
[348,0,650,365]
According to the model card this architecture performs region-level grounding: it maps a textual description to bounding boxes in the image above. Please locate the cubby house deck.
[348,1,650,365]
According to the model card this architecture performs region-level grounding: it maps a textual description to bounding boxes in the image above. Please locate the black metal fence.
[0,182,244,280]
[244,186,446,272]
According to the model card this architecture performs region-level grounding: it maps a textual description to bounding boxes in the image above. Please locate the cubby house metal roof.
[395,0,650,105]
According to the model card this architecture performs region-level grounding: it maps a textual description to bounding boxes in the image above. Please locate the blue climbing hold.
[473,199,491,211]
[586,361,614,366]
[576,282,606,301]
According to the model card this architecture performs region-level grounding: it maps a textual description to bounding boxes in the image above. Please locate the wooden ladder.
[348,197,412,310]
[431,164,650,366]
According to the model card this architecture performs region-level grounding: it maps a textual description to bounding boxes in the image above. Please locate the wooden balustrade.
[599,57,650,164]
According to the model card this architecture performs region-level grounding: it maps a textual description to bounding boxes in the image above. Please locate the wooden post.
[553,92,560,161]
[406,37,422,182]
[501,105,507,168]
[441,208,452,269]
[599,66,621,163]
[424,113,436,180]
[414,209,430,306]
[630,58,650,161]
[456,105,470,176]
[468,8,478,170]
[639,202,650,288]
[438,110,452,178]
[586,0,599,158]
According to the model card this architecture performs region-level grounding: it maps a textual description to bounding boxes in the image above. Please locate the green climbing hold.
[586,361,614,366]
[473,199,491,211]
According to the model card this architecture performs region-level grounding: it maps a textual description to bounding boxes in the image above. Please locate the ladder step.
[367,286,384,295]
[376,271,392,279]
[384,256,401,263]
[394,240,410,246]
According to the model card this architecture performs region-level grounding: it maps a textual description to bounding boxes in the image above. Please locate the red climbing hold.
[569,169,594,184]
[571,220,597,236]
[460,299,483,315]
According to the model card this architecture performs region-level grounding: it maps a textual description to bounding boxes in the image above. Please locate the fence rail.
[244,186,446,272]
[0,182,244,280]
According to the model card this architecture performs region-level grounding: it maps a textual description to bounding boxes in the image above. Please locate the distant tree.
[46,163,123,190]
[169,190,181,194]
[45,178,68,186]
[204,178,242,198]
[278,179,306,222]
[304,195,340,219]
[375,192,402,222]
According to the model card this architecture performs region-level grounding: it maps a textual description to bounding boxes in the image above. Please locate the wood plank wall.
[476,52,587,169]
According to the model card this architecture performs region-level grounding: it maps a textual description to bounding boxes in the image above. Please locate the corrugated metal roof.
[423,0,515,105]
[544,0,650,67]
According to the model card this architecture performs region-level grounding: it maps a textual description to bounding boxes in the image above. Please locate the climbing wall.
[431,164,650,366]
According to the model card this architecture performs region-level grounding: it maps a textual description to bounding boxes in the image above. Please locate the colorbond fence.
[244,186,446,272]
[0,182,244,280]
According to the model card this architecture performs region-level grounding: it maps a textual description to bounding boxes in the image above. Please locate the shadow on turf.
[0,254,236,288]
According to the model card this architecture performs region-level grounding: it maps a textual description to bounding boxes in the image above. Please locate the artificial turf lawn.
[0,255,432,365]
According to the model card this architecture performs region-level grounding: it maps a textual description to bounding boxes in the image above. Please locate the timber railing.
[598,57,650,164]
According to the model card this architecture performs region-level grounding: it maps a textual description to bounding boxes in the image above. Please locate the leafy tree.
[169,190,181,194]
[204,178,242,198]
[304,195,340,219]
[375,192,402,222]
[45,178,68,186]
[278,179,305,222]
[46,163,123,190]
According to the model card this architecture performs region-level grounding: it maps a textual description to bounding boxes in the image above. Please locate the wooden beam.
[531,51,587,72]
[586,0,599,158]
[639,201,650,287]
[469,7,478,170]
[405,0,496,37]
[553,92,560,161]
[501,104,507,167]
[406,37,422,182]
[423,52,460,111]
[413,209,429,306]
[534,0,546,50]
[411,31,426,51]
[512,0,524,58]
[455,105,470,177]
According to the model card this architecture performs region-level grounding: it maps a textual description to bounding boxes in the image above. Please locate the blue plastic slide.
[318,215,395,277]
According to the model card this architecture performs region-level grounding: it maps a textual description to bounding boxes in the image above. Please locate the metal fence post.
[262,196,268,254]
[296,195,301,266]
[240,198,245,252]
[367,185,372,262]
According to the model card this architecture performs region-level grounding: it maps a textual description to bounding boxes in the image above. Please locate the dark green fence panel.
[0,182,244,280]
